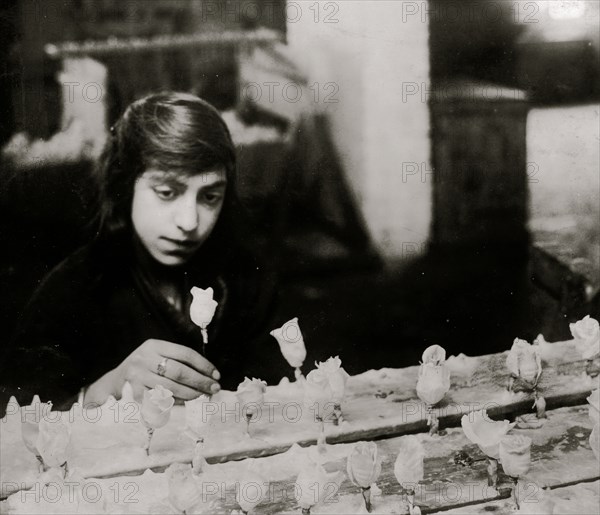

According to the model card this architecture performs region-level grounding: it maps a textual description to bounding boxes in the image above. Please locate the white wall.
[287,1,432,259]
[527,104,600,222]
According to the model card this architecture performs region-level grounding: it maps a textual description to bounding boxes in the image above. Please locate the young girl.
[0,92,289,411]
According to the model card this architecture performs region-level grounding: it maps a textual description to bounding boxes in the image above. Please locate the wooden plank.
[2,405,597,514]
[441,480,600,514]
[1,340,598,491]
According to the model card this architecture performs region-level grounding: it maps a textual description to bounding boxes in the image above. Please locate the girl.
[0,92,288,411]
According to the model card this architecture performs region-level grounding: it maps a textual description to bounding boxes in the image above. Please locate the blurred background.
[0,0,598,373]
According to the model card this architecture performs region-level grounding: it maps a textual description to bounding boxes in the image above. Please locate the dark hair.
[93,92,239,264]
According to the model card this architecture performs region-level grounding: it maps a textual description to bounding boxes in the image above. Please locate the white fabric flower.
[303,369,333,419]
[506,338,542,383]
[346,441,382,489]
[36,416,71,468]
[190,286,218,328]
[416,363,450,406]
[461,410,514,459]
[185,395,213,440]
[499,434,532,478]
[315,356,350,403]
[167,463,201,513]
[422,345,446,365]
[270,317,307,368]
[141,385,175,429]
[236,470,268,513]
[570,316,600,359]
[393,435,425,489]
[236,378,267,417]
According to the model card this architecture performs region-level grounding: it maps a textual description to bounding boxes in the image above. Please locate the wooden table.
[1,339,599,514]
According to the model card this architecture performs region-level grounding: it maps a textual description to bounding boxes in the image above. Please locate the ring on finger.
[157,357,169,377]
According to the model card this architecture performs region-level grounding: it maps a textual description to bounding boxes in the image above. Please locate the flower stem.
[61,461,68,479]
[294,367,304,381]
[534,390,547,419]
[201,327,208,356]
[486,457,498,488]
[332,403,343,426]
[361,486,372,512]
[427,406,439,436]
[511,477,520,510]
[245,412,253,438]
[192,438,206,475]
[144,426,155,456]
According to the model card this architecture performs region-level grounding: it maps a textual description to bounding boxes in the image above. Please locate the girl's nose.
[174,198,199,233]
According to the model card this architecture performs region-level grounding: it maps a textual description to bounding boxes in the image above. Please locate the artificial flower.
[445,353,478,378]
[189,286,218,329]
[36,416,71,468]
[21,396,51,455]
[499,434,532,478]
[570,315,600,359]
[295,462,342,511]
[167,463,201,513]
[184,395,212,440]
[236,378,267,418]
[416,362,450,406]
[461,410,514,459]
[303,369,333,420]
[270,317,307,368]
[506,338,542,384]
[422,345,446,365]
[315,356,350,403]
[393,435,425,489]
[141,385,175,429]
[346,441,382,489]
[236,470,268,513]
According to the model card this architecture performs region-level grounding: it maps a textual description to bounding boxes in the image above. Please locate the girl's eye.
[153,187,176,200]
[203,192,223,205]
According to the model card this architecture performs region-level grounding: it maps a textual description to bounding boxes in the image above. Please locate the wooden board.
[1,340,598,494]
[2,405,598,513]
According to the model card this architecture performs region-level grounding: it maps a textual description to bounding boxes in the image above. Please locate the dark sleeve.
[0,252,100,412]
[230,259,295,387]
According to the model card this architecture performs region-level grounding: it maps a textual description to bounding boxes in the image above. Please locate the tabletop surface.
[1,338,599,514]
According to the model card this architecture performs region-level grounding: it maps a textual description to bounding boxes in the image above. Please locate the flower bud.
[303,369,333,419]
[393,435,425,489]
[167,463,200,513]
[236,471,268,513]
[236,378,267,418]
[346,441,382,489]
[315,356,350,404]
[190,286,218,328]
[270,318,307,368]
[416,363,450,406]
[506,338,542,384]
[422,345,446,365]
[141,385,175,429]
[184,395,212,440]
[461,410,514,459]
[499,434,532,478]
[570,315,600,359]
[36,416,71,468]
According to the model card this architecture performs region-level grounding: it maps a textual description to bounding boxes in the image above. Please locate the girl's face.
[131,167,227,266]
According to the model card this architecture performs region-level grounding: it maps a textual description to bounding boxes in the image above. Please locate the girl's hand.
[84,339,221,405]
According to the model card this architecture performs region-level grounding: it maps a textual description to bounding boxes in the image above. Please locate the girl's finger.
[158,358,220,394]
[153,340,220,380]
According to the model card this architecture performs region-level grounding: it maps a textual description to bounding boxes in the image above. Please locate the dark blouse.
[0,238,291,413]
